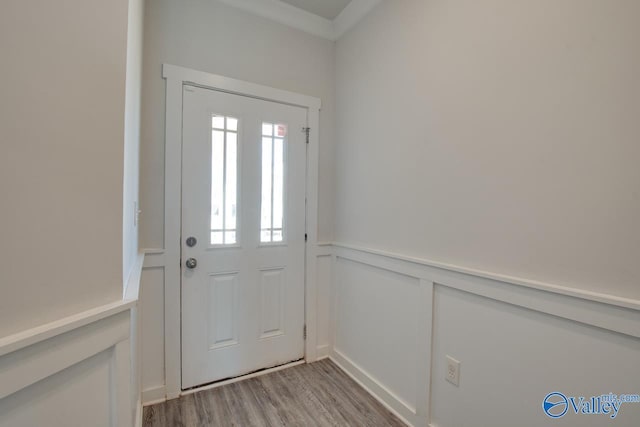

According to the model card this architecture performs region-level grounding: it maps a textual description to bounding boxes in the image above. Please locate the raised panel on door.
[207,272,239,349]
[260,267,285,339]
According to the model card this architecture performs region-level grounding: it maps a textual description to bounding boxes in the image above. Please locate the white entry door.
[181,85,307,389]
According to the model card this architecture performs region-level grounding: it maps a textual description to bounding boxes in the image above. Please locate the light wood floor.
[143,359,405,426]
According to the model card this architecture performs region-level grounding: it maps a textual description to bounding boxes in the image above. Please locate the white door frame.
[162,64,321,399]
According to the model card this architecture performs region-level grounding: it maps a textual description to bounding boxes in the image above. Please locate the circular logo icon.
[543,392,569,418]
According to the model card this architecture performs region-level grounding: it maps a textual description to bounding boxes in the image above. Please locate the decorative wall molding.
[142,250,165,269]
[124,253,144,301]
[0,300,136,359]
[0,309,136,426]
[217,0,382,41]
[332,243,640,338]
[0,311,130,401]
[142,386,167,406]
[140,251,167,405]
[0,256,143,427]
[327,242,640,427]
[332,242,640,313]
[316,344,330,359]
[331,350,416,426]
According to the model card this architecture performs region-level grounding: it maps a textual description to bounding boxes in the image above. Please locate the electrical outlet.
[446,355,460,386]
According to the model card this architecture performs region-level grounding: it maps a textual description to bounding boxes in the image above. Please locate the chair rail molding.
[324,242,640,427]
[0,254,144,427]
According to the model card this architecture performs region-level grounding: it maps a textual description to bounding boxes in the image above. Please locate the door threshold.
[181,359,306,396]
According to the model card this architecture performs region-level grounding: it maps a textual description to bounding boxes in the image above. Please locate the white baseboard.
[142,385,166,406]
[316,344,330,359]
[330,352,416,427]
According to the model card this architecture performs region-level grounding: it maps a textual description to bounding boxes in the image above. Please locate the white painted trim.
[329,244,640,427]
[142,386,167,406]
[218,0,334,40]
[0,310,130,400]
[333,244,640,338]
[330,354,412,427]
[113,337,133,427]
[180,360,306,396]
[416,279,433,424]
[0,296,139,426]
[162,64,322,398]
[135,400,143,427]
[329,264,431,426]
[0,300,136,358]
[163,66,184,399]
[143,249,166,268]
[304,106,321,363]
[316,344,330,359]
[216,0,381,41]
[315,244,333,257]
[333,0,382,39]
[332,242,640,312]
[124,252,144,301]
[163,65,321,110]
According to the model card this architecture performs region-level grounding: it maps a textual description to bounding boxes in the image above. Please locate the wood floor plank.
[143,359,405,427]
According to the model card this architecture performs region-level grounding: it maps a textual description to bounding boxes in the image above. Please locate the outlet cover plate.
[446,355,460,386]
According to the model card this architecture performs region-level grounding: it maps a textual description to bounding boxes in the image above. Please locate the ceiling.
[218,0,380,40]
[279,0,352,20]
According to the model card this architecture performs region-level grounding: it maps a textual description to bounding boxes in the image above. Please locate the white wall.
[330,2,640,426]
[138,0,336,398]
[334,0,640,299]
[123,0,145,285]
[0,0,130,337]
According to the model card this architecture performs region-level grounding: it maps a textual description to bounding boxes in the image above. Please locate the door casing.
[162,64,321,398]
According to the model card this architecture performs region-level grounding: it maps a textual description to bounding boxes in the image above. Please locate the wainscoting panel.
[0,303,137,427]
[140,259,166,404]
[430,285,640,427]
[138,242,640,425]
[332,256,430,426]
[0,349,114,427]
[316,253,332,358]
[329,243,640,427]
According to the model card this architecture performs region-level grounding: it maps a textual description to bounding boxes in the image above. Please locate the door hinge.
[302,127,310,144]
[303,324,307,340]
[305,233,308,242]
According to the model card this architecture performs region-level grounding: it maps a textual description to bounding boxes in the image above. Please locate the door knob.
[185,258,198,269]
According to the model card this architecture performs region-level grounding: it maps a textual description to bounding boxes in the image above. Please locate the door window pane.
[260,122,286,243]
[211,115,239,245]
